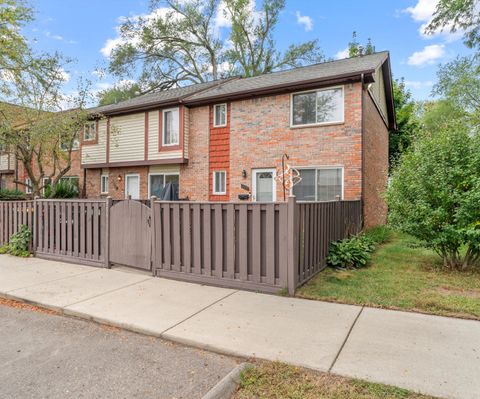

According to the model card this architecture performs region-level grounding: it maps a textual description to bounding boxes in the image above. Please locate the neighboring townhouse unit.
[80,52,394,228]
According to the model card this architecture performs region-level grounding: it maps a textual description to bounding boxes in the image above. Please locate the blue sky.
[23,0,474,102]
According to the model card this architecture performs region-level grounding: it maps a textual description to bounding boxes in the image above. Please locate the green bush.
[327,235,375,269]
[0,188,26,200]
[363,226,392,246]
[387,108,480,270]
[44,179,79,199]
[1,225,31,257]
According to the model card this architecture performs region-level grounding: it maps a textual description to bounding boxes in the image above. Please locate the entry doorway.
[125,174,140,199]
[252,168,276,202]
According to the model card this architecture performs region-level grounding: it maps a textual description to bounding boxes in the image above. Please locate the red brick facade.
[362,91,389,228]
[3,81,389,229]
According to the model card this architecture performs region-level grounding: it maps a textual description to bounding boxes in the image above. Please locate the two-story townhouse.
[82,52,395,228]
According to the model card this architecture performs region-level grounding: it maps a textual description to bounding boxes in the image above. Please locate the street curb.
[202,362,253,399]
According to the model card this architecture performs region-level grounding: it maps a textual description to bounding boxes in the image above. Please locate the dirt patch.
[0,297,58,315]
[435,286,480,298]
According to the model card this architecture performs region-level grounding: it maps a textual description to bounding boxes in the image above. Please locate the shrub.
[1,225,31,257]
[44,179,79,199]
[387,114,480,270]
[0,188,26,200]
[363,226,392,246]
[327,235,375,269]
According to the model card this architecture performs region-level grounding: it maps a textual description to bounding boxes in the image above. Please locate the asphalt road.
[0,300,238,399]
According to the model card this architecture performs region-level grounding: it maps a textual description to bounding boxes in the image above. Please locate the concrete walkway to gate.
[0,255,479,399]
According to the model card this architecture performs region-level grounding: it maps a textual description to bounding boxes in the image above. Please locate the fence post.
[287,195,298,295]
[32,196,39,255]
[149,196,157,276]
[105,196,112,268]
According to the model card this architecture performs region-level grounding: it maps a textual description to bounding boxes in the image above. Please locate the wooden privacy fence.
[0,201,35,247]
[0,197,362,294]
[152,197,362,294]
[34,199,107,267]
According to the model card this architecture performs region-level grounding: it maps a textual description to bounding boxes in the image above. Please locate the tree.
[389,79,419,168]
[0,0,32,94]
[109,0,323,92]
[97,82,142,106]
[387,101,480,270]
[433,55,480,128]
[0,66,92,197]
[348,31,375,57]
[427,0,480,49]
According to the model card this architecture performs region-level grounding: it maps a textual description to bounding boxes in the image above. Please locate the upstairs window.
[83,122,97,142]
[213,171,226,195]
[162,108,180,146]
[291,87,344,127]
[213,103,227,127]
[292,168,343,201]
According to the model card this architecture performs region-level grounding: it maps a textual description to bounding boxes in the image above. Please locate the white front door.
[252,169,276,202]
[125,174,140,199]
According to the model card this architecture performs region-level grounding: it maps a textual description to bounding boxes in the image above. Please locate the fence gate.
[109,200,152,270]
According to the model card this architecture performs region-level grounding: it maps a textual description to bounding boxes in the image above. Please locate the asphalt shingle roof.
[185,52,389,102]
[90,79,228,114]
[90,52,389,114]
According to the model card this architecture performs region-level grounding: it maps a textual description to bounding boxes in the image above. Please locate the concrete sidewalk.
[1,255,479,399]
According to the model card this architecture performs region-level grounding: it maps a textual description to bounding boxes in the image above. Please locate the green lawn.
[233,362,435,399]
[297,232,480,320]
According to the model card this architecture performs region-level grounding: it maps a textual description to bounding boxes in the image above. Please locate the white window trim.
[25,178,32,194]
[252,168,277,202]
[125,173,140,199]
[213,103,227,128]
[147,172,180,198]
[290,85,345,128]
[83,122,97,142]
[100,174,109,194]
[290,166,344,201]
[162,107,180,147]
[212,170,227,195]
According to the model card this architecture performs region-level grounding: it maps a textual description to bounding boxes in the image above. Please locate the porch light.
[242,170,247,178]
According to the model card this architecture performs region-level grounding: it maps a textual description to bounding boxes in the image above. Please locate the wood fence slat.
[225,204,235,279]
[80,203,86,257]
[214,204,223,277]
[192,204,201,274]
[86,203,92,258]
[182,204,191,273]
[93,203,99,260]
[238,205,248,281]
[172,203,181,271]
[73,202,79,257]
[265,204,275,285]
[163,204,171,270]
[278,203,288,286]
[203,204,212,276]
[251,205,261,283]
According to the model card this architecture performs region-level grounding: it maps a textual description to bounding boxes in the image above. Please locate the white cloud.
[295,11,313,32]
[44,31,77,44]
[404,80,434,89]
[95,82,113,91]
[56,68,70,82]
[407,44,445,66]
[403,0,463,41]
[335,47,349,60]
[101,37,125,57]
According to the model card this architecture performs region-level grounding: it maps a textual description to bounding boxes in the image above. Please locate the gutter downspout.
[360,73,365,229]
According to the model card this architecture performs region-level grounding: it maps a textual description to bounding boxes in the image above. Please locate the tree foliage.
[389,79,419,168]
[427,0,480,49]
[97,82,142,106]
[347,31,375,57]
[108,0,323,92]
[387,101,480,270]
